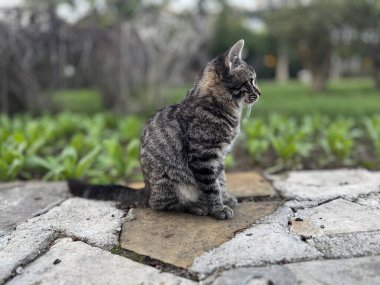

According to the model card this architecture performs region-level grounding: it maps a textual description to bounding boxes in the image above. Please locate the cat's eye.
[249,78,254,85]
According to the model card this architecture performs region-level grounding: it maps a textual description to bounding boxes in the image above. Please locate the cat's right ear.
[225,39,244,71]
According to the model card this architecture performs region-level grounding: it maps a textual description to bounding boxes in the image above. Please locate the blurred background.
[0,0,379,183]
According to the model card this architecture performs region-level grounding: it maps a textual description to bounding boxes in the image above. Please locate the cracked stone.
[286,255,380,285]
[0,182,69,237]
[202,265,297,285]
[311,231,380,259]
[191,223,322,277]
[7,238,195,285]
[0,198,124,283]
[128,171,276,198]
[290,199,380,237]
[273,169,380,203]
[120,201,281,269]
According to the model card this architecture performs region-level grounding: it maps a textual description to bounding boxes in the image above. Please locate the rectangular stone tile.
[286,255,380,285]
[191,223,321,277]
[291,199,380,237]
[128,171,276,198]
[272,169,380,203]
[121,201,281,268]
[7,238,194,285]
[0,182,69,237]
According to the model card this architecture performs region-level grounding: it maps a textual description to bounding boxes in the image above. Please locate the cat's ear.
[225,39,244,70]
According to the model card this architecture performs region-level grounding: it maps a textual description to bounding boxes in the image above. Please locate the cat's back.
[140,103,187,168]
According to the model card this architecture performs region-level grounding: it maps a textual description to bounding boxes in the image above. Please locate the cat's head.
[199,40,260,107]
[221,39,261,105]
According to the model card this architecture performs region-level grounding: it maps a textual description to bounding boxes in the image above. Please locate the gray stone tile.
[291,199,380,237]
[0,198,124,283]
[191,223,322,277]
[202,265,297,285]
[7,238,195,285]
[273,169,380,203]
[311,231,380,259]
[0,182,69,236]
[356,192,380,209]
[286,255,380,285]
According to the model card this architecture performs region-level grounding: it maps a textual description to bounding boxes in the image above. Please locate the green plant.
[320,118,361,165]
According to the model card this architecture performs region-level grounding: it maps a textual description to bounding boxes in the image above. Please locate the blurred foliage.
[1,110,379,181]
[0,113,143,182]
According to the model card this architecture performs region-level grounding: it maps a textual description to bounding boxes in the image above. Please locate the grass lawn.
[49,78,380,118]
[167,77,380,118]
[253,78,380,118]
[52,89,103,114]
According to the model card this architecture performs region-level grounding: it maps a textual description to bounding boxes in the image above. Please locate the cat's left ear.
[225,39,244,70]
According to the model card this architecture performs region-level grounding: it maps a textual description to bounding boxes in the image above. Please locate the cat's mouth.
[245,85,261,104]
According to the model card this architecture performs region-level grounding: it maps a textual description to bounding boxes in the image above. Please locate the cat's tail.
[67,180,150,206]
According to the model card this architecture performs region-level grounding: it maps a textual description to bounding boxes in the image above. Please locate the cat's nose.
[253,84,261,97]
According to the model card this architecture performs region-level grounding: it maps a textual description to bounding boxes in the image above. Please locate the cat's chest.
[222,127,240,155]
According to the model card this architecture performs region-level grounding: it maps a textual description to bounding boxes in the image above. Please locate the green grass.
[166,77,380,118]
[253,78,380,118]
[52,89,103,113]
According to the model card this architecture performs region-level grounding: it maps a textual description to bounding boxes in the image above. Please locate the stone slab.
[128,171,276,198]
[191,223,322,277]
[0,198,124,283]
[291,199,380,237]
[120,201,281,268]
[7,238,195,285]
[203,265,297,285]
[286,255,380,285]
[0,182,69,236]
[356,192,380,209]
[272,169,380,202]
[311,231,380,259]
[225,172,276,197]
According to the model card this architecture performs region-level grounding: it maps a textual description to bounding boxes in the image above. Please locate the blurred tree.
[341,0,380,89]
[262,0,343,91]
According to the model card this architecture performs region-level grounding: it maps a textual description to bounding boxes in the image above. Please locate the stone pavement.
[0,169,380,285]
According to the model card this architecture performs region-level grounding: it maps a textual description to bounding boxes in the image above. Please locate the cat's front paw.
[223,194,238,208]
[210,205,234,220]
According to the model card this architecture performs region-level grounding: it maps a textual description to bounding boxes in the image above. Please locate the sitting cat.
[69,39,261,220]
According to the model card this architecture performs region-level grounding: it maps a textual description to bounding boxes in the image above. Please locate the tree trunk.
[275,42,289,83]
[310,70,328,92]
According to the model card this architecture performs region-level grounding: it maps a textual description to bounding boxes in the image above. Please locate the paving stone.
[286,255,380,285]
[202,265,297,285]
[0,198,124,283]
[273,169,380,202]
[191,223,322,277]
[291,199,380,237]
[257,205,294,227]
[225,172,276,197]
[7,238,195,285]
[0,182,69,236]
[311,231,380,259]
[356,192,380,209]
[120,201,281,269]
[128,171,276,198]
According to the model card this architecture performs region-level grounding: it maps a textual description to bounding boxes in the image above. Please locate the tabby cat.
[69,39,261,220]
